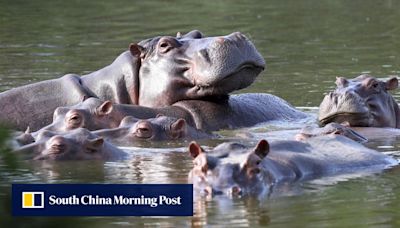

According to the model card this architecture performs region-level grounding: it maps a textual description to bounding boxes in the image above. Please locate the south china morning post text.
[48,194,181,207]
[12,184,193,216]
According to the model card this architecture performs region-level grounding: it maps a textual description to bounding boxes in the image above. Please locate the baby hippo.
[13,98,119,146]
[94,115,213,145]
[295,123,367,142]
[188,137,397,196]
[14,128,126,161]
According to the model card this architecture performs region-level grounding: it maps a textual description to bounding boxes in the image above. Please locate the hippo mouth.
[187,63,264,97]
[185,32,266,93]
[222,62,265,82]
[319,112,371,127]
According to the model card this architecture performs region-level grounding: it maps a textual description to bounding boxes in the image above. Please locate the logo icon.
[22,192,44,209]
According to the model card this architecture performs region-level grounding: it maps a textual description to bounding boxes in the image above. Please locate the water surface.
[1,0,400,227]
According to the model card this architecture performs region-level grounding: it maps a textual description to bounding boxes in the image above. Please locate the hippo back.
[267,135,398,181]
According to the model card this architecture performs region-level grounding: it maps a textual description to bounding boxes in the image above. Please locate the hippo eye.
[368,81,380,91]
[71,115,80,121]
[256,160,261,165]
[66,113,84,129]
[160,42,169,48]
[69,114,82,124]
[158,41,172,53]
[138,128,148,133]
[158,37,180,54]
[136,127,152,138]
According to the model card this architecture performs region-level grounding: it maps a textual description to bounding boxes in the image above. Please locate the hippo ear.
[176,32,182,38]
[156,113,165,118]
[385,77,398,91]
[25,126,31,134]
[170,119,186,139]
[335,77,349,87]
[182,30,204,39]
[129,43,146,59]
[96,101,113,116]
[254,139,269,159]
[86,137,104,152]
[189,141,204,158]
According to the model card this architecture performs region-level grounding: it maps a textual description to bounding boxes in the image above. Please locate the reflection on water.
[1,0,400,227]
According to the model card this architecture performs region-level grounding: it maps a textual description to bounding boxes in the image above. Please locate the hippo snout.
[319,89,370,126]
[47,136,67,154]
[187,32,265,88]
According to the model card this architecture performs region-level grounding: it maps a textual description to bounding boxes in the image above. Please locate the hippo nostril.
[48,136,66,153]
[51,144,66,152]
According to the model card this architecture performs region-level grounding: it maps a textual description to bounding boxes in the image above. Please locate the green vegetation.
[0,127,17,170]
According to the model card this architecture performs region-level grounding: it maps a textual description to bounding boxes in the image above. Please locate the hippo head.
[32,128,118,160]
[119,115,188,141]
[188,140,269,196]
[132,30,266,106]
[295,123,368,142]
[319,75,400,128]
[41,98,119,133]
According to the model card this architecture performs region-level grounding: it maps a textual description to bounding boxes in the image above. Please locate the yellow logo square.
[22,192,44,209]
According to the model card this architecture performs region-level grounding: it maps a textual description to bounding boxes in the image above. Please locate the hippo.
[187,137,397,196]
[93,115,214,145]
[18,92,308,144]
[0,30,265,131]
[14,112,214,146]
[14,128,126,160]
[319,75,400,128]
[12,97,123,146]
[295,123,368,142]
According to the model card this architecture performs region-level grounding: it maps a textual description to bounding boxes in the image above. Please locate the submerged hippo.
[188,137,397,196]
[0,30,265,131]
[93,115,214,145]
[319,75,400,128]
[295,123,367,142]
[14,128,126,160]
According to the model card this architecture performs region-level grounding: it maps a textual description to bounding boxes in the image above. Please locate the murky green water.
[1,0,400,227]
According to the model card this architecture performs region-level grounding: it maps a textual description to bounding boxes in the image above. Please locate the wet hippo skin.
[188,136,398,196]
[295,123,368,142]
[0,30,266,131]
